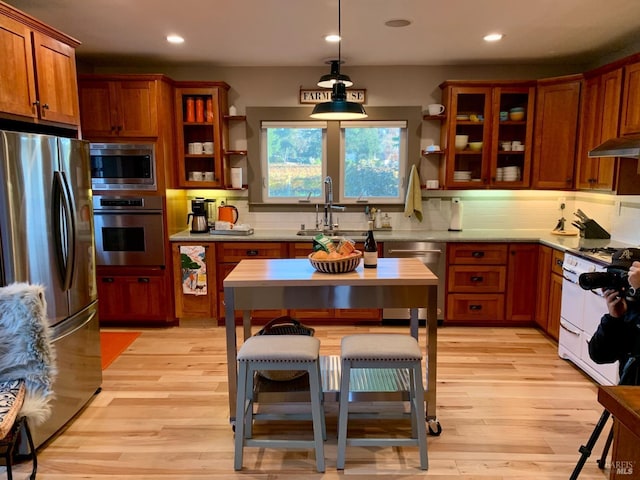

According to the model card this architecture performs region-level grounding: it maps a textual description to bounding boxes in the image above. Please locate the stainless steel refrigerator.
[0,130,102,448]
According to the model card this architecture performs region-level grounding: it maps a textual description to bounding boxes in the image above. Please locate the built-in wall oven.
[559,251,619,385]
[93,195,165,267]
[89,143,156,191]
[382,241,445,322]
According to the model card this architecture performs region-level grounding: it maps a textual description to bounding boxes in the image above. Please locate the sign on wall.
[299,88,367,104]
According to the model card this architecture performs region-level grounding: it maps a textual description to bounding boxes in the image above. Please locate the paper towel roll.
[231,168,242,189]
[449,199,463,231]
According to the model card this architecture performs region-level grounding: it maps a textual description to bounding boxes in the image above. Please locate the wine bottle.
[363,220,378,268]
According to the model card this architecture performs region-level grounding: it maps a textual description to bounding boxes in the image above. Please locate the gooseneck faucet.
[324,176,345,230]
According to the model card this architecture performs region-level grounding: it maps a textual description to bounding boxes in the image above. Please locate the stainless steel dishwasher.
[383,241,445,323]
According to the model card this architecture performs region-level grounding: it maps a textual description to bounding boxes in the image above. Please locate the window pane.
[343,126,402,198]
[265,127,324,199]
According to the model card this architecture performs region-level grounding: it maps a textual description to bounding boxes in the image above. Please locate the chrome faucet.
[323,176,345,230]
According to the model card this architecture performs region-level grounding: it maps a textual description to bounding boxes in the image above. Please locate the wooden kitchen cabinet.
[216,242,288,324]
[0,3,80,127]
[447,242,539,325]
[535,246,563,340]
[576,68,622,191]
[532,75,582,189]
[505,243,538,323]
[174,82,230,188]
[620,61,640,136]
[78,77,160,137]
[97,266,174,325]
[439,81,535,189]
[172,242,217,320]
[446,243,507,323]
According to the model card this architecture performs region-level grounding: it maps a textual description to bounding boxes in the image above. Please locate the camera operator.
[588,248,640,385]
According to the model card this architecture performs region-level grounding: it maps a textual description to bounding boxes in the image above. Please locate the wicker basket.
[308,250,362,273]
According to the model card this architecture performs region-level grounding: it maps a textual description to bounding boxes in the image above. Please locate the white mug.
[189,142,203,154]
[189,171,203,181]
[427,104,445,115]
[203,142,214,154]
[204,171,214,182]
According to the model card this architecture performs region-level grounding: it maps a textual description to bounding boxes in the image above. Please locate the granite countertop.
[169,228,632,253]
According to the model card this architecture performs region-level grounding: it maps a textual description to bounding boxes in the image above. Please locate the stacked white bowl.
[453,170,472,182]
[502,166,521,181]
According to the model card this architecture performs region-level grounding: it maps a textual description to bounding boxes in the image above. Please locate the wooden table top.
[598,386,640,435]
[223,257,438,288]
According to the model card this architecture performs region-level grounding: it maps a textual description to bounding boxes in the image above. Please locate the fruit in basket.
[312,250,329,259]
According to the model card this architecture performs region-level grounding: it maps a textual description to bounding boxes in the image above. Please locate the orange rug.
[100,331,141,370]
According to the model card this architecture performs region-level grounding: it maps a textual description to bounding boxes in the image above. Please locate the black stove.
[575,246,617,265]
[578,247,618,255]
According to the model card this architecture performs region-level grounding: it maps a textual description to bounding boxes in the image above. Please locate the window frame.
[339,120,408,204]
[246,106,422,211]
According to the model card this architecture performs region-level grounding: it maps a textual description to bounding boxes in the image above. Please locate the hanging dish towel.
[180,245,207,295]
[404,164,423,222]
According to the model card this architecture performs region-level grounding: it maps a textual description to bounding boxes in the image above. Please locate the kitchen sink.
[296,229,368,237]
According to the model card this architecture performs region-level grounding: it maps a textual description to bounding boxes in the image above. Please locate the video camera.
[578,247,640,297]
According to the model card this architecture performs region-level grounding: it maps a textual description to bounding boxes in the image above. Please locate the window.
[340,121,407,203]
[247,106,421,208]
[260,121,327,203]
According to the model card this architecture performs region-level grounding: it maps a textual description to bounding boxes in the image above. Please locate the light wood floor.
[21,323,614,479]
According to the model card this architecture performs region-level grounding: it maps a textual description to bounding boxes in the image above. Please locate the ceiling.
[7,0,640,67]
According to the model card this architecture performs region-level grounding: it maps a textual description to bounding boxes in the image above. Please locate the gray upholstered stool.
[336,333,428,470]
[234,335,326,472]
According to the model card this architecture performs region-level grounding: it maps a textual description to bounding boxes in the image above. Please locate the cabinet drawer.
[448,265,506,292]
[447,294,505,321]
[551,249,565,276]
[448,243,508,265]
[217,242,287,262]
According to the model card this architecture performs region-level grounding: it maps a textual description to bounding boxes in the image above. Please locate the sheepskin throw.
[0,283,57,425]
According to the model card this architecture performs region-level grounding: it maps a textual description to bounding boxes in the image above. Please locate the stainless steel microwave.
[89,143,156,191]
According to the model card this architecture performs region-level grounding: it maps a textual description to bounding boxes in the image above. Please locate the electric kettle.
[218,204,239,224]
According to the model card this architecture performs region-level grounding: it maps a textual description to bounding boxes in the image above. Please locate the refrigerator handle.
[52,171,76,291]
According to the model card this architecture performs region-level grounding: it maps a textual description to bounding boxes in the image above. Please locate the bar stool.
[0,380,37,480]
[336,333,428,470]
[234,335,326,472]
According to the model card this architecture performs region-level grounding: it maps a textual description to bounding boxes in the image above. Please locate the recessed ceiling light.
[325,34,341,43]
[483,33,504,42]
[385,19,411,28]
[166,34,185,44]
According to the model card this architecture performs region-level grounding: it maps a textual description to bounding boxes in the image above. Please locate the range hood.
[588,134,640,158]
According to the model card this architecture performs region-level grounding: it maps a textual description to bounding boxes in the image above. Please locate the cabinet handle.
[471,251,485,258]
[555,258,563,267]
[32,100,40,106]
[138,277,150,283]
[469,304,482,311]
[470,276,484,282]
[102,277,114,283]
[42,103,49,110]
[246,250,259,256]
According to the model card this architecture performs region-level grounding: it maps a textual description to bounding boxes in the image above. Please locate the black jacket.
[588,298,640,385]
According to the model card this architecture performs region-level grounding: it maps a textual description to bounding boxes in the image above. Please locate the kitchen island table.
[223,257,440,432]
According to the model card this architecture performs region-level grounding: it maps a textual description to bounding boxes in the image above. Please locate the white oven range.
[558,251,620,385]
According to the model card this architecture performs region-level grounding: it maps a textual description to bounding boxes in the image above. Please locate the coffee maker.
[187,198,209,233]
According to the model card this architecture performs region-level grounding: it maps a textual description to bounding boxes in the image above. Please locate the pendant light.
[311,0,367,120]
[317,60,353,88]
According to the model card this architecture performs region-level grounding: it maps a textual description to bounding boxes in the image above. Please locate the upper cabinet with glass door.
[439,81,535,189]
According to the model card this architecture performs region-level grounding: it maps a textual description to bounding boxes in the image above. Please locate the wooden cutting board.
[550,230,578,236]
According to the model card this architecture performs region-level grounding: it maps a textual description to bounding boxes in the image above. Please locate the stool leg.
[408,367,418,438]
[315,360,327,441]
[234,361,249,471]
[20,418,38,480]
[244,368,255,439]
[308,361,325,473]
[336,359,351,470]
[413,361,428,470]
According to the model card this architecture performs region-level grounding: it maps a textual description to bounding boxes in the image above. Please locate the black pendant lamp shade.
[317,60,353,88]
[310,82,367,119]
[310,0,367,120]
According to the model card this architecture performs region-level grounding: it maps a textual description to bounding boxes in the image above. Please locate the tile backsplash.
[187,190,640,245]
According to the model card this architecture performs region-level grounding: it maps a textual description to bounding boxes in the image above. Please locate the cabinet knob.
[32,100,40,106]
[102,277,114,283]
[469,304,482,311]
[471,251,485,258]
[138,277,150,283]
[42,103,50,110]
[470,276,484,282]
[246,250,259,256]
